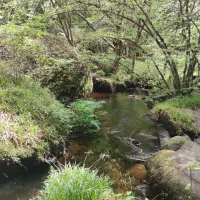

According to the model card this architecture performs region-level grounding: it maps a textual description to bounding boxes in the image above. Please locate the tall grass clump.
[36,164,113,200]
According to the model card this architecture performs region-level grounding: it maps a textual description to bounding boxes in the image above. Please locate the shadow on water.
[0,92,160,200]
[0,164,49,200]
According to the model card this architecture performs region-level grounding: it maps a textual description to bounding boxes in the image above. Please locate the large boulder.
[177,141,200,162]
[161,136,191,151]
[148,142,200,200]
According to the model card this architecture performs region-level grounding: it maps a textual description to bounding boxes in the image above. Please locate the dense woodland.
[1,0,200,200]
[1,0,200,92]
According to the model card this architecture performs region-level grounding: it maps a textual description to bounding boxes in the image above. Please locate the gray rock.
[157,126,171,147]
[148,142,200,200]
[140,132,158,140]
[177,141,200,162]
[194,138,200,145]
[125,154,150,162]
[162,136,191,151]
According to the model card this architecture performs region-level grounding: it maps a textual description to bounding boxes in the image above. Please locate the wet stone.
[126,164,147,183]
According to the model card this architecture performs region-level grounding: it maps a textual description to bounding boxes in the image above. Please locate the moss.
[81,72,93,97]
[0,76,103,161]
[0,76,70,161]
[148,150,200,200]
[154,95,200,134]
[162,136,190,151]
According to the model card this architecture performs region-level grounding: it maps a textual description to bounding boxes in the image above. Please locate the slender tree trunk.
[131,53,136,80]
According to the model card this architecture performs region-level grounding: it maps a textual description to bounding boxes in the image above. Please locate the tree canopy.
[1,0,200,90]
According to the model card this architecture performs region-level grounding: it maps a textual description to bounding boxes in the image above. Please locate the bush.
[36,164,113,200]
[71,99,105,134]
[34,59,93,103]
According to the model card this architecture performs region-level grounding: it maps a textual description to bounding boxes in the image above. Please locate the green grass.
[154,94,200,133]
[36,164,136,200]
[157,94,200,109]
[0,76,103,161]
[0,76,72,160]
[36,164,113,200]
[0,76,73,135]
[0,111,47,161]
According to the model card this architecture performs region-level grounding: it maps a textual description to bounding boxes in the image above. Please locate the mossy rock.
[161,136,191,151]
[148,149,200,200]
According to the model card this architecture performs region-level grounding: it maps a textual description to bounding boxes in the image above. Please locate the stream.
[0,92,160,200]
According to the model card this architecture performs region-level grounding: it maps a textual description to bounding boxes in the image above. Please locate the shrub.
[71,99,105,134]
[34,59,93,103]
[36,164,113,200]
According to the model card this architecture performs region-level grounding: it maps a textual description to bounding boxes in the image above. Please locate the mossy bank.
[0,76,103,163]
[153,93,200,138]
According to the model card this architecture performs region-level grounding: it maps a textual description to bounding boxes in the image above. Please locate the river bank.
[1,90,200,200]
[0,92,160,200]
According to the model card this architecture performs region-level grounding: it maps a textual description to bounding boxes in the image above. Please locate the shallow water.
[0,165,48,200]
[0,92,159,200]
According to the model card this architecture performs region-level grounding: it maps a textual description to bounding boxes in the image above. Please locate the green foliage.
[147,88,193,105]
[34,59,93,102]
[0,76,72,136]
[0,76,102,160]
[97,69,106,76]
[71,99,105,134]
[160,95,200,110]
[36,164,113,200]
[1,22,48,75]
[154,95,200,133]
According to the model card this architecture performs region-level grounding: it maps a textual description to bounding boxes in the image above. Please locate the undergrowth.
[0,76,103,161]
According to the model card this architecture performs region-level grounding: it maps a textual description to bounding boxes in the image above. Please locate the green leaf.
[185,183,191,190]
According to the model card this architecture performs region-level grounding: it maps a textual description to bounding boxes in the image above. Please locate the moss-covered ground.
[154,94,200,135]
[0,76,102,162]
